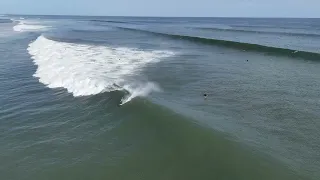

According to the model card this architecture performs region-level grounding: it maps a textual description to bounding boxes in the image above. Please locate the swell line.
[115,26,320,60]
[90,20,128,24]
[0,19,13,24]
[197,27,320,38]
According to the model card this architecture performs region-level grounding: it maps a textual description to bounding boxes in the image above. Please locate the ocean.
[0,15,319,180]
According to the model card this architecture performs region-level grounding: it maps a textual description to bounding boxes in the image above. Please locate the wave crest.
[28,36,174,104]
[13,20,50,32]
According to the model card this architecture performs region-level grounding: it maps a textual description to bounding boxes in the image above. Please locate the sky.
[0,0,320,18]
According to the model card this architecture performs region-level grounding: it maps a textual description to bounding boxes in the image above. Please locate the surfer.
[203,93,208,99]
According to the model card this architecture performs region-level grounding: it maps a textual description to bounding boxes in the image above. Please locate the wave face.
[27,36,174,104]
[166,34,320,60]
[13,20,50,32]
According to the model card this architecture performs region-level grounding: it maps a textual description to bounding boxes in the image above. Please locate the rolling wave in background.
[197,27,320,37]
[12,19,51,32]
[113,26,320,60]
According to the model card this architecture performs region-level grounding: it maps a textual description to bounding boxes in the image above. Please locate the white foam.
[13,20,50,32]
[28,36,174,104]
[120,82,161,105]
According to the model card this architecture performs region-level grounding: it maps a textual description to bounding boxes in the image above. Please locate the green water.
[1,16,320,180]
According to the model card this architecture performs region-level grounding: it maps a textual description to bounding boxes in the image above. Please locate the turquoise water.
[0,15,320,180]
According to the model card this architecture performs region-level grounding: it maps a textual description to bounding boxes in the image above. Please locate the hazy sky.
[0,0,319,17]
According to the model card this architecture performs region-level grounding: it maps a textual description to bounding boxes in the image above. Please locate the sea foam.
[13,20,50,32]
[28,36,174,104]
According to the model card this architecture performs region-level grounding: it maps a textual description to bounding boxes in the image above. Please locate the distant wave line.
[196,27,320,38]
[115,26,320,60]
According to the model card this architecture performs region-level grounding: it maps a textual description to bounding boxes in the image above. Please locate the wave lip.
[28,36,174,104]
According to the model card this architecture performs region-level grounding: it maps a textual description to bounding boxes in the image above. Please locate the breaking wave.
[13,20,50,32]
[27,36,174,105]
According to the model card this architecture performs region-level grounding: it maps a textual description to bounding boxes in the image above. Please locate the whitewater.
[10,18,175,104]
[12,20,50,32]
[27,35,174,105]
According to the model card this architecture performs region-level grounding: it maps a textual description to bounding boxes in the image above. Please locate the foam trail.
[28,36,174,104]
